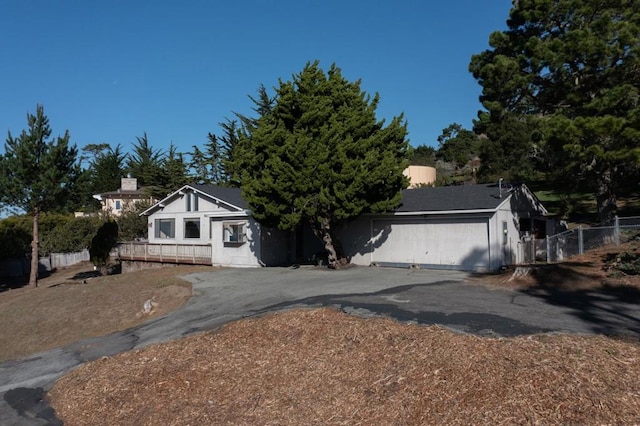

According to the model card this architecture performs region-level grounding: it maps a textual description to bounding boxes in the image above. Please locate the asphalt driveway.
[2,265,640,425]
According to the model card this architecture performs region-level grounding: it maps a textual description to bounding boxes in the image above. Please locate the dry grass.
[49,307,640,425]
[0,262,208,362]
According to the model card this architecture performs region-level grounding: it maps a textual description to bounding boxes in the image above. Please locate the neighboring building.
[93,177,157,217]
[133,182,554,272]
[403,165,436,187]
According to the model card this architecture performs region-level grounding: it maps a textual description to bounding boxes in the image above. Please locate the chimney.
[121,177,138,191]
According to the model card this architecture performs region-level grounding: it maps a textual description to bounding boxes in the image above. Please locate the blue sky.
[0,0,512,158]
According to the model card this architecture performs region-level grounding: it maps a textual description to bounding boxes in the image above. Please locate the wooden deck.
[116,242,213,265]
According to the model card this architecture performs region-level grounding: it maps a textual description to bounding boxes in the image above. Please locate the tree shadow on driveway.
[516,263,640,338]
[252,281,551,337]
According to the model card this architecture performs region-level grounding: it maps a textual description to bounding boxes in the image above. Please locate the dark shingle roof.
[397,184,512,212]
[190,184,514,213]
[191,185,248,210]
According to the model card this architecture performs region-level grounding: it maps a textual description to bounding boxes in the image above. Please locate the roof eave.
[383,208,499,216]
[139,184,246,216]
[190,186,245,211]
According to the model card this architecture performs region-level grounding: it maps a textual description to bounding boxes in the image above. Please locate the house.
[93,177,157,217]
[137,184,290,267]
[131,182,553,272]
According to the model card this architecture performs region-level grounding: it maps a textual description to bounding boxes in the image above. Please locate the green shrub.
[0,216,32,258]
[0,214,103,259]
[117,202,150,241]
[40,215,102,255]
[89,220,119,273]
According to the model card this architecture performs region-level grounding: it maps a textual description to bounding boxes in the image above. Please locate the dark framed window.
[155,218,175,238]
[184,218,201,239]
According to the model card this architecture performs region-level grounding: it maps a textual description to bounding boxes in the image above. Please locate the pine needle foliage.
[235,62,410,268]
[0,105,79,286]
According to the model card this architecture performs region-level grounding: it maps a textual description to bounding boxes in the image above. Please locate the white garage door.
[371,217,489,270]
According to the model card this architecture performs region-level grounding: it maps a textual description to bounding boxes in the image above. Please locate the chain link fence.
[520,216,640,264]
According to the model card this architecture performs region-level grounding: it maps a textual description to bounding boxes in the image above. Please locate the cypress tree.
[235,62,410,268]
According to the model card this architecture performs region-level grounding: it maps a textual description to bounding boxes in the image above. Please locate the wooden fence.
[116,242,213,265]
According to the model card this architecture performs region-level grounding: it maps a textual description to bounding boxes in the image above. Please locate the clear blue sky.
[0,0,511,158]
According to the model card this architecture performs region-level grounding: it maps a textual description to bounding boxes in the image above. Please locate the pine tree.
[470,0,640,221]
[162,143,189,193]
[126,132,165,189]
[0,105,79,286]
[189,133,223,185]
[89,144,127,194]
[235,62,410,268]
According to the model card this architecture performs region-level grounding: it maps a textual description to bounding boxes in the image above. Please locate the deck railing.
[116,242,212,265]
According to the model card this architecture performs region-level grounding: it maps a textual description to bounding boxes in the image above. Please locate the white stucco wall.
[147,192,239,244]
[209,217,262,267]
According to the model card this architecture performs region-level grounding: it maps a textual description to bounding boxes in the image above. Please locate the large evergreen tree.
[189,132,224,185]
[235,62,410,268]
[0,105,79,286]
[126,132,165,190]
[218,119,242,185]
[470,0,640,221]
[436,123,481,168]
[88,143,127,194]
[162,142,189,193]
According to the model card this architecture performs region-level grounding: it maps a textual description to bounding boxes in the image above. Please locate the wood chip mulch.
[48,307,640,425]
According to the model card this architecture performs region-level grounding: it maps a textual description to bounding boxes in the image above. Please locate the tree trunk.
[29,209,39,288]
[311,218,348,269]
[596,169,617,223]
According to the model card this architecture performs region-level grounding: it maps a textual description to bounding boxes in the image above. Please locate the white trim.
[190,187,245,212]
[204,210,251,218]
[140,184,246,216]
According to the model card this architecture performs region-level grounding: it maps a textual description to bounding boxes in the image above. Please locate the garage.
[370,216,490,270]
[341,183,550,272]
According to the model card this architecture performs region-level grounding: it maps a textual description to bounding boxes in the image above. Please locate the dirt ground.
[468,240,640,291]
[44,242,640,425]
[0,262,209,363]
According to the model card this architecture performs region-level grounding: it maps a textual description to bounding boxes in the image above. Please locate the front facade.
[138,183,551,271]
[141,185,289,267]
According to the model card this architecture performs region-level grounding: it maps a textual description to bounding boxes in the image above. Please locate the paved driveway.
[2,266,640,424]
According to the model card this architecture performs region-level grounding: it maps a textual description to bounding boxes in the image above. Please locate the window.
[155,219,175,239]
[184,218,201,239]
[223,222,246,244]
[502,221,508,245]
[186,193,199,212]
[115,200,121,210]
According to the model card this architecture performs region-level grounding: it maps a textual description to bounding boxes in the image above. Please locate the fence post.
[531,236,536,264]
[578,226,584,255]
[614,215,620,245]
[546,237,551,263]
